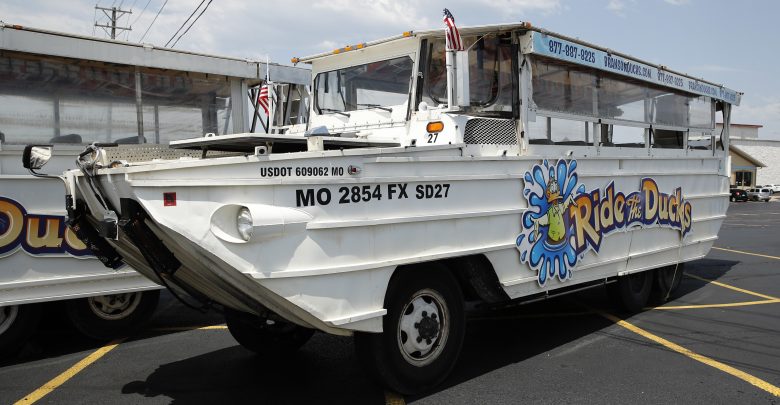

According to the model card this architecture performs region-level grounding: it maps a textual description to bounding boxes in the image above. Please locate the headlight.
[237,207,253,241]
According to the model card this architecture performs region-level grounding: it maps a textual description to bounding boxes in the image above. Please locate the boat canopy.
[294,23,740,106]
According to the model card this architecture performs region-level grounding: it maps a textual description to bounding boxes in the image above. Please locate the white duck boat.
[25,19,740,394]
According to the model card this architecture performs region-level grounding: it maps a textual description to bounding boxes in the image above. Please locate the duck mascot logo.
[516,159,693,286]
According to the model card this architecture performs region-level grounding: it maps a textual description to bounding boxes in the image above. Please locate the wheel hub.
[88,292,142,321]
[397,289,449,367]
[416,311,439,342]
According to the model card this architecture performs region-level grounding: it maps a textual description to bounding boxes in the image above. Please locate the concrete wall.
[717,124,760,139]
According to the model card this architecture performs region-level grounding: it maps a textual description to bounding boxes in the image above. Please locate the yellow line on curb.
[599,311,780,398]
[385,390,406,405]
[14,339,125,405]
[651,299,780,310]
[686,273,779,300]
[712,246,780,261]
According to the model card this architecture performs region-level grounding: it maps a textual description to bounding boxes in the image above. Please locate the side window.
[0,52,235,145]
[529,57,716,149]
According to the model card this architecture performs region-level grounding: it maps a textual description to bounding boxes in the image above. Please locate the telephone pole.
[94,5,132,39]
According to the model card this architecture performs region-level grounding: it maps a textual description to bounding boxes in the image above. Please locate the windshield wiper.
[357,104,393,113]
[319,108,351,118]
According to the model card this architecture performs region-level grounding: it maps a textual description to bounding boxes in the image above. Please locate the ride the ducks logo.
[516,159,693,286]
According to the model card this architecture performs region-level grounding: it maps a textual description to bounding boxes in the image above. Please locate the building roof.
[731,145,766,167]
[717,123,763,128]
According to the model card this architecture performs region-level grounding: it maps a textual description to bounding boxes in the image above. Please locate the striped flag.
[443,8,463,51]
[258,84,270,115]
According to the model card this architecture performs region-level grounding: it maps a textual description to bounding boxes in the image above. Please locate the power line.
[164,0,206,47]
[131,0,152,26]
[139,0,168,42]
[170,0,213,48]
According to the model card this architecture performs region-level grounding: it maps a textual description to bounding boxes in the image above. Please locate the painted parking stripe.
[599,311,780,397]
[385,391,406,405]
[686,273,778,300]
[14,339,124,405]
[149,324,228,332]
[712,246,780,261]
[652,299,780,310]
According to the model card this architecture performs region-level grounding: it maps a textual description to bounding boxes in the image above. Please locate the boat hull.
[72,145,728,334]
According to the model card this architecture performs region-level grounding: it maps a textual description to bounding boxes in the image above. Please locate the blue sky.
[1,0,778,138]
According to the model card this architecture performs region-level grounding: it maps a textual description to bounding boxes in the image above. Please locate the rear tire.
[66,290,160,340]
[354,263,465,395]
[608,271,653,313]
[0,304,42,361]
[225,308,314,357]
[649,263,684,305]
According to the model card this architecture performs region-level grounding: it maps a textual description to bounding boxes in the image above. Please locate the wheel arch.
[388,254,510,306]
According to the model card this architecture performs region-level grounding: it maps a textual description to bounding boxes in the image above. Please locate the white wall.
[731,139,780,185]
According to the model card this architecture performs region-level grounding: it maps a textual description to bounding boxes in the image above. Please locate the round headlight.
[237,207,253,241]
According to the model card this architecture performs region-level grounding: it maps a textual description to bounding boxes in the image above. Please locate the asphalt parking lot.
[1,201,779,404]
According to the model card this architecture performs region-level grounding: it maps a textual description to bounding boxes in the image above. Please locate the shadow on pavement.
[120,334,385,404]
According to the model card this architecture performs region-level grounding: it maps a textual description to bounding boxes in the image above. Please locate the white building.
[717,123,780,187]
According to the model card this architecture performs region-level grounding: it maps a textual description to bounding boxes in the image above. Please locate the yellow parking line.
[199,325,228,330]
[14,339,124,405]
[652,299,780,310]
[712,247,780,261]
[149,324,228,332]
[685,273,779,301]
[385,391,406,405]
[599,311,780,397]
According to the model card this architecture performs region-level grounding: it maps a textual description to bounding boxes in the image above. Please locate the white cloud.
[664,0,690,5]
[606,0,633,16]
[477,0,562,15]
[731,98,780,140]
[607,0,625,12]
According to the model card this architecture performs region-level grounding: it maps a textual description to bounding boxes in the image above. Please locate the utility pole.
[94,5,132,39]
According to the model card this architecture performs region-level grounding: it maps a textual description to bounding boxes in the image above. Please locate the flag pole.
[443,8,460,110]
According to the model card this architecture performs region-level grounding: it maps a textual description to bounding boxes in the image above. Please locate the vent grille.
[463,118,517,145]
[102,145,240,163]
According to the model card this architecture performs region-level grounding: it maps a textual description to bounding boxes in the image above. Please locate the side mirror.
[23,145,53,170]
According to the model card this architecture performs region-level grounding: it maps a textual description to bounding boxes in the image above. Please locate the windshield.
[314,56,414,114]
[420,34,513,116]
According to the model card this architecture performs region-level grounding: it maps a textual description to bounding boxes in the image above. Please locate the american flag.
[258,84,270,115]
[443,8,463,51]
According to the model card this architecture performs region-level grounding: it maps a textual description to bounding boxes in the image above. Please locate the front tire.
[0,304,42,361]
[355,264,465,395]
[225,308,314,357]
[66,290,160,340]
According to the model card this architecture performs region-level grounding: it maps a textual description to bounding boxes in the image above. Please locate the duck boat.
[25,20,741,394]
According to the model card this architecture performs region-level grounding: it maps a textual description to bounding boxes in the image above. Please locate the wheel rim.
[0,305,19,335]
[397,289,449,367]
[87,293,142,321]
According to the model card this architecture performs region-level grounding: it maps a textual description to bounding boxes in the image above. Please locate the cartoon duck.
[534,173,577,245]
